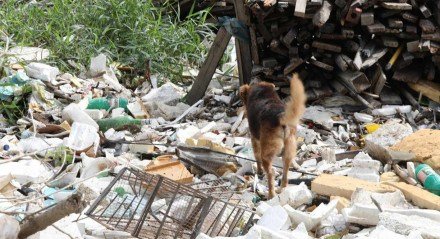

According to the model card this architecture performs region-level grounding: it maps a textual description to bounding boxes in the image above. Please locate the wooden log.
[284,58,304,75]
[185,27,232,104]
[361,12,374,26]
[249,26,260,65]
[371,64,387,95]
[312,41,342,52]
[234,0,253,85]
[388,18,403,29]
[335,54,352,71]
[310,58,334,71]
[381,2,412,10]
[18,193,86,239]
[419,19,436,34]
[345,7,362,24]
[393,65,422,83]
[402,12,418,23]
[283,28,297,47]
[337,70,370,93]
[367,22,386,34]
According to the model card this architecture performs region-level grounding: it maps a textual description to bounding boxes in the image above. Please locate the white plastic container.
[62,103,99,129]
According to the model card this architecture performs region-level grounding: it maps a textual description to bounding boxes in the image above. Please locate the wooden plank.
[249,25,260,65]
[184,27,232,104]
[408,80,440,103]
[234,0,253,85]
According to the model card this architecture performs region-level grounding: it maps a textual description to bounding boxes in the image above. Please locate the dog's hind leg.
[251,137,263,175]
[281,127,299,189]
[261,129,283,199]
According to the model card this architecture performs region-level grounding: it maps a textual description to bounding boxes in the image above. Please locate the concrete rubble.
[1,42,440,239]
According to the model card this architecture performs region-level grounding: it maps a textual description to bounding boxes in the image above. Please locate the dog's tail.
[281,73,306,128]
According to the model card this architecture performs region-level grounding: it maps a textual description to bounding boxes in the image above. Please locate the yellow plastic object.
[365,123,380,134]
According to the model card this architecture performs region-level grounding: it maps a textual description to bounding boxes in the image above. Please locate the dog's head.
[240,81,276,105]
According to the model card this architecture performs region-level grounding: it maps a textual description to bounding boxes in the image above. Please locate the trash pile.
[1,43,440,239]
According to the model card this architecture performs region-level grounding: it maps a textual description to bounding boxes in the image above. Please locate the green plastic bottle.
[415,164,440,196]
[97,116,150,132]
[87,97,128,111]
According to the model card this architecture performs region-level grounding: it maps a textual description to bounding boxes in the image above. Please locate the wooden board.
[408,80,440,103]
[234,0,253,85]
[184,27,232,104]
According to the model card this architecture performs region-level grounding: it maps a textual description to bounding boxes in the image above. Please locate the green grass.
[0,0,214,83]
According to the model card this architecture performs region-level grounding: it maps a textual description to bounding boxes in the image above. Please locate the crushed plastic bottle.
[97,116,151,132]
[415,164,440,196]
[87,97,128,111]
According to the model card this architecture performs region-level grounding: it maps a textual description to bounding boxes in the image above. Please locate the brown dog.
[239,74,306,199]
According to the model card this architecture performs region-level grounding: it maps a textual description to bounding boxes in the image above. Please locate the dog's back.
[241,82,284,139]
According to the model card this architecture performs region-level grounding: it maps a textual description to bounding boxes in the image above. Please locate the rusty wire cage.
[86,167,255,239]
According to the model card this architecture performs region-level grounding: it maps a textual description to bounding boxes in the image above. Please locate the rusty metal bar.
[190,196,213,239]
[133,176,164,237]
[155,184,180,239]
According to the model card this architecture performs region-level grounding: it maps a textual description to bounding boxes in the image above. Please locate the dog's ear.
[239,84,250,104]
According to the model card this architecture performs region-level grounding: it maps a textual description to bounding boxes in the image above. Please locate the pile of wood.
[244,0,440,107]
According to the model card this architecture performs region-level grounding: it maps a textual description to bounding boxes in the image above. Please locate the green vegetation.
[0,0,214,82]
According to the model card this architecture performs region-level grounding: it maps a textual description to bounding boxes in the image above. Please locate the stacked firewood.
[246,0,440,106]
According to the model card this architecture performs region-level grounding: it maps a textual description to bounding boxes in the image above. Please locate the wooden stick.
[18,193,86,239]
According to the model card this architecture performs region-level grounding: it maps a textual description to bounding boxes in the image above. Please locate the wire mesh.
[86,167,255,239]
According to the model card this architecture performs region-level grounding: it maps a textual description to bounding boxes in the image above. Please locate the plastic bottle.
[415,164,440,196]
[87,97,128,111]
[97,116,150,132]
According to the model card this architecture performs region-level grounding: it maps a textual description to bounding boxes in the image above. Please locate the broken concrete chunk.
[284,199,338,231]
[257,205,291,231]
[141,82,185,106]
[25,62,60,82]
[368,225,414,239]
[276,182,313,208]
[144,101,190,121]
[297,126,319,144]
[378,212,440,238]
[347,152,381,182]
[342,188,415,226]
[89,53,107,77]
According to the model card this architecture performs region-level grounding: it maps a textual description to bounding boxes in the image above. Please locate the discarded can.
[415,164,440,196]
[87,97,128,111]
[97,116,150,132]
